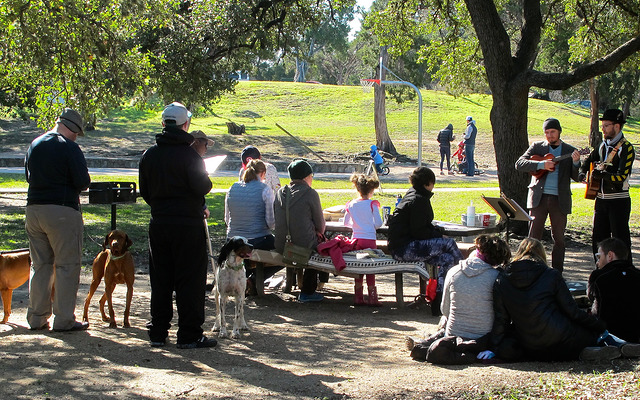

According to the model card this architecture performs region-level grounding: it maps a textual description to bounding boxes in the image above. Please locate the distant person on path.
[24,108,91,332]
[139,102,217,349]
[189,130,214,157]
[579,108,635,257]
[463,116,477,176]
[487,238,640,362]
[515,118,582,273]
[387,167,463,316]
[437,124,455,175]
[239,146,281,196]
[588,237,640,343]
[317,173,383,306]
[225,159,281,295]
[274,160,326,303]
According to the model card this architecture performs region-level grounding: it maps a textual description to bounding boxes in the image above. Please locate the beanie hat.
[59,108,84,136]
[288,159,313,180]
[241,146,261,165]
[543,118,562,132]
[600,109,626,125]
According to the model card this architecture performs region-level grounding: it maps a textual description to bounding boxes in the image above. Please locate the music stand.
[481,194,532,242]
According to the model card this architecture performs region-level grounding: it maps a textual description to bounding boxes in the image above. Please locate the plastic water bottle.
[466,201,476,227]
[395,194,402,209]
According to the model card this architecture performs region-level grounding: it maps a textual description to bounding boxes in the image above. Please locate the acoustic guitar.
[584,162,600,200]
[584,139,625,200]
[529,147,590,179]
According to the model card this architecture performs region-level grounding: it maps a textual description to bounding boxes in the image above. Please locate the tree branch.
[526,34,640,89]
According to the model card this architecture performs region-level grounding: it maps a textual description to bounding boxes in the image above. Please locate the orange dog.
[83,230,134,328]
[0,249,30,324]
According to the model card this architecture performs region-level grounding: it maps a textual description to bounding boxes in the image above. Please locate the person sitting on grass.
[406,234,511,363]
[484,238,640,362]
[387,166,463,316]
[588,237,640,343]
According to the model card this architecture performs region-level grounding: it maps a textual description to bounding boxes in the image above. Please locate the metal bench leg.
[284,267,296,293]
[254,262,265,296]
[395,273,404,307]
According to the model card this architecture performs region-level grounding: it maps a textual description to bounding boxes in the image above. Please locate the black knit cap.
[542,118,562,132]
[241,146,261,164]
[600,109,626,124]
[288,159,313,180]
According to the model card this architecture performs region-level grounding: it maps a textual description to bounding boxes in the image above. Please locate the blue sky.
[349,0,375,39]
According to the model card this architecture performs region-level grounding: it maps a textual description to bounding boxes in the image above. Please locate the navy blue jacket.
[25,131,90,210]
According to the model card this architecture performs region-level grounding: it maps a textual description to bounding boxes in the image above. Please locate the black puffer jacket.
[387,185,442,253]
[139,125,212,226]
[491,259,605,361]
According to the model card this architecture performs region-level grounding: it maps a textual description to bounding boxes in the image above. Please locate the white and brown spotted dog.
[212,236,253,339]
[83,230,134,328]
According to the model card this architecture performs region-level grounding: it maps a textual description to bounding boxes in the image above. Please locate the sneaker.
[52,321,89,332]
[621,343,640,358]
[177,336,218,349]
[405,336,417,351]
[150,339,167,348]
[29,322,50,331]
[579,346,621,361]
[599,332,627,347]
[298,292,324,303]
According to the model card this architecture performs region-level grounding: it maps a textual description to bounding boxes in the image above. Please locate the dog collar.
[226,259,245,271]
[109,251,127,261]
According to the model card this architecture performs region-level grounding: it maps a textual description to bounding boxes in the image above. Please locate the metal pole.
[381,80,423,166]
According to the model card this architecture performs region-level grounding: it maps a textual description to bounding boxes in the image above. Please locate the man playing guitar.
[515,118,583,273]
[579,109,635,258]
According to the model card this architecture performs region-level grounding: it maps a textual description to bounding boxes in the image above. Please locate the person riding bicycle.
[370,145,384,174]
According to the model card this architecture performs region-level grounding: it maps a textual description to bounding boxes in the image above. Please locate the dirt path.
[1,242,639,400]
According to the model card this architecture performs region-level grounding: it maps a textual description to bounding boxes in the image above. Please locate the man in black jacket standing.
[25,108,91,332]
[139,102,216,349]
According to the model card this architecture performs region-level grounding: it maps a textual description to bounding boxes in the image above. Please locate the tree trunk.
[490,86,531,235]
[294,57,306,82]
[374,46,397,155]
[589,78,602,148]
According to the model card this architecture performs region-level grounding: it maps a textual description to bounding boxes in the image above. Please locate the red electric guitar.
[529,147,590,179]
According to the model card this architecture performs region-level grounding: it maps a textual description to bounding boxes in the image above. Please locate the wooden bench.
[248,249,428,306]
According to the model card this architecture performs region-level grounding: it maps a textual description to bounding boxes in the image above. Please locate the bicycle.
[364,159,390,176]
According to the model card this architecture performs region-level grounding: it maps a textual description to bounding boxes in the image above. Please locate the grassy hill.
[183,81,638,166]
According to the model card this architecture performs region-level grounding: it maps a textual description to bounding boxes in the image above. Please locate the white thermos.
[466,201,476,227]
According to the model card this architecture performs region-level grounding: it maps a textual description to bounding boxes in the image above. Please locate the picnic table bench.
[248,249,429,306]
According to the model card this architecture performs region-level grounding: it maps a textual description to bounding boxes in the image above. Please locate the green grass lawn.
[2,172,637,253]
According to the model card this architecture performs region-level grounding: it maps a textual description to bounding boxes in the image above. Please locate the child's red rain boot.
[354,285,366,306]
[367,286,383,307]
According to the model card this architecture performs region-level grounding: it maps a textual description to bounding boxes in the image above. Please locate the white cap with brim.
[162,102,192,126]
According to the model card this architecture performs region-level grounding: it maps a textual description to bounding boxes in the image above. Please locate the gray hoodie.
[441,256,499,339]
[274,180,326,254]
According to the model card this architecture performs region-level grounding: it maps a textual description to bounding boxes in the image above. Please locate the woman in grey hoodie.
[407,235,511,364]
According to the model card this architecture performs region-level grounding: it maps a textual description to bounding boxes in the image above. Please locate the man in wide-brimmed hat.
[579,108,635,257]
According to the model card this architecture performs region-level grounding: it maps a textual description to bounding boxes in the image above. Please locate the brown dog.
[0,249,30,324]
[82,230,134,328]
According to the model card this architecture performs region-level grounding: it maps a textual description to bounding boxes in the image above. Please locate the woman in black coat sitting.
[486,238,638,362]
[388,166,462,315]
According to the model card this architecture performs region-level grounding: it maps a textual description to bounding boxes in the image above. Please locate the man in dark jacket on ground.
[139,102,216,349]
[588,237,640,343]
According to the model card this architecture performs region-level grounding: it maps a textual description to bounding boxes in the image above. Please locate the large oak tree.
[370,0,640,210]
